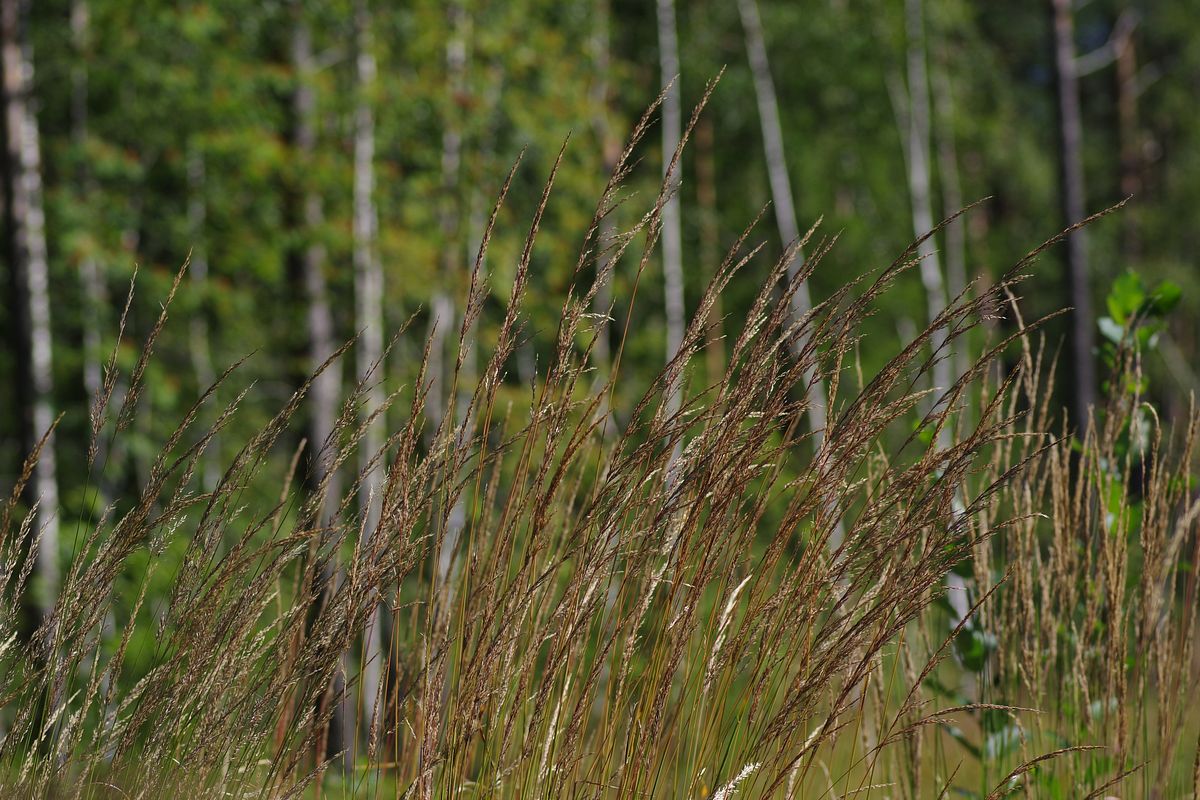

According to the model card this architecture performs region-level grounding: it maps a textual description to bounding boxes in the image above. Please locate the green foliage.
[1099,268,1182,358]
[1096,268,1183,464]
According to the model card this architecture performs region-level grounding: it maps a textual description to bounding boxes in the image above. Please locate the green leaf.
[1134,322,1163,351]
[1148,280,1182,315]
[1098,316,1125,345]
[1106,269,1145,324]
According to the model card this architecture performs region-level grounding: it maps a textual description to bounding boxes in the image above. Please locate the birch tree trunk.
[443,59,502,577]
[291,7,349,763]
[292,16,340,535]
[931,64,970,385]
[352,0,384,746]
[895,0,975,642]
[426,2,465,443]
[1052,0,1096,427]
[656,0,685,449]
[431,0,466,591]
[2,0,59,615]
[901,0,952,450]
[417,9,469,792]
[737,0,843,548]
[735,0,828,437]
[441,179,487,597]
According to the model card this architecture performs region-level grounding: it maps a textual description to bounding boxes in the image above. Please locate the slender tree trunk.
[736,0,830,437]
[1052,0,1096,426]
[695,116,725,385]
[291,7,349,765]
[71,0,112,508]
[656,0,685,430]
[72,0,119,719]
[418,12,468,791]
[292,16,340,545]
[897,0,974,650]
[931,64,970,385]
[352,0,384,747]
[737,0,844,548]
[1115,23,1140,260]
[186,144,219,492]
[590,0,618,422]
[901,0,952,449]
[2,0,59,616]
[427,2,466,457]
[425,293,453,442]
[441,183,486,594]
[442,59,501,581]
[589,4,629,712]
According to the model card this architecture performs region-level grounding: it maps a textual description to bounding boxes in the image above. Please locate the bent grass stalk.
[0,101,1192,800]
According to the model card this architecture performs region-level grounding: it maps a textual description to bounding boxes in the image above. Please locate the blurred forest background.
[1,0,1199,785]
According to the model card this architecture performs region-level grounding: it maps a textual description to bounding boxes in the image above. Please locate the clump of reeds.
[855,281,1200,799]
[1,90,1193,799]
[959,308,1200,797]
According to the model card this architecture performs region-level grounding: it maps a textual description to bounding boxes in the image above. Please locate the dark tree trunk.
[71,0,109,494]
[695,116,725,386]
[1115,23,1140,260]
[1052,0,1096,427]
[186,144,219,492]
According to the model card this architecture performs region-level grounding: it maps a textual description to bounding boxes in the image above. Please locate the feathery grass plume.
[971,295,1200,797]
[1,94,1191,800]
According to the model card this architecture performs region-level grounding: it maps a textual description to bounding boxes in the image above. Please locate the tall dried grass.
[1,93,1196,799]
[973,319,1200,797]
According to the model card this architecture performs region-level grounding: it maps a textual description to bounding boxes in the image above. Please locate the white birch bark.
[291,7,350,761]
[292,14,340,528]
[352,0,384,745]
[431,1,467,593]
[3,0,59,612]
[427,2,466,450]
[900,0,952,449]
[900,0,971,642]
[738,0,844,548]
[656,0,685,468]
[931,65,969,385]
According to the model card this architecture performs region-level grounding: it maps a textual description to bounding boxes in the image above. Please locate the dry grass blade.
[2,93,1192,800]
